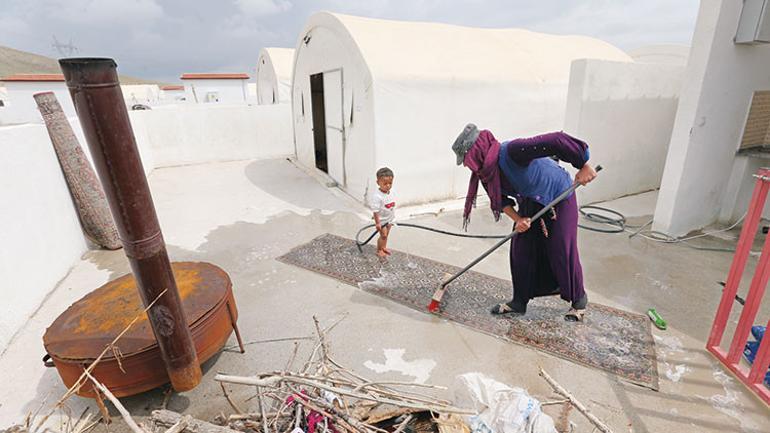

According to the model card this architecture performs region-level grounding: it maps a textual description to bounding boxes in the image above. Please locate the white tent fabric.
[257,47,294,104]
[292,12,633,205]
[627,44,690,66]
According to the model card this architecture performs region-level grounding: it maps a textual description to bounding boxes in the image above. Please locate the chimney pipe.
[59,57,202,391]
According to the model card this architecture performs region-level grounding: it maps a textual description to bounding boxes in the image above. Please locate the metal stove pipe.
[59,58,202,392]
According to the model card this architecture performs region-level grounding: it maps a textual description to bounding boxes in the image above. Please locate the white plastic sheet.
[455,373,556,433]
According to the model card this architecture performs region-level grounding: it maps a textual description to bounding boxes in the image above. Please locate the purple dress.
[498,132,590,306]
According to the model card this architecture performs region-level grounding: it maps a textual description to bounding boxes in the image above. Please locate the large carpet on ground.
[278,233,659,390]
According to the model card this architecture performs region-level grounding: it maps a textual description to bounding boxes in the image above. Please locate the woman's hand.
[515,217,531,233]
[575,163,597,186]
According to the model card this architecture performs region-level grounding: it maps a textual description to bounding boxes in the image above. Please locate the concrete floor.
[1,158,769,433]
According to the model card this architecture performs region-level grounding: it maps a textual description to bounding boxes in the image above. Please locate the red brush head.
[427,300,440,313]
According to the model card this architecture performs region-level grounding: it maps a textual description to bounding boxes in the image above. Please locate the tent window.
[740,90,770,151]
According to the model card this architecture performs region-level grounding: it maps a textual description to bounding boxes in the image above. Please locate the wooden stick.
[163,415,191,433]
[34,290,168,433]
[92,387,112,426]
[252,371,449,406]
[539,368,613,433]
[85,371,146,433]
[225,336,314,351]
[285,341,300,371]
[152,410,241,433]
[313,316,331,372]
[392,415,413,433]
[215,374,474,415]
[220,382,244,414]
[540,399,570,406]
[285,384,386,433]
[257,386,270,433]
[353,382,447,392]
[290,395,364,433]
[228,412,283,421]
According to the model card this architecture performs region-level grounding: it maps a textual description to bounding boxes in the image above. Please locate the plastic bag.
[454,373,556,433]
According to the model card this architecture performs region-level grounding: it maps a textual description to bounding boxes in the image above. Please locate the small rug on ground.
[278,233,658,390]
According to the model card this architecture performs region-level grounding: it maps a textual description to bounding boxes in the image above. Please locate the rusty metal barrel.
[59,58,202,391]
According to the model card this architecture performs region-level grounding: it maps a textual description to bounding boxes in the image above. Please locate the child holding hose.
[368,167,396,258]
[452,124,597,321]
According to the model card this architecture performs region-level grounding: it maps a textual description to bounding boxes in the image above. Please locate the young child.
[368,167,395,258]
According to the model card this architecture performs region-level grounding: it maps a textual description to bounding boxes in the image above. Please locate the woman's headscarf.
[462,130,502,229]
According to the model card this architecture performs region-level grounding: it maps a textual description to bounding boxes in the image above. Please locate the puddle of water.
[654,335,684,353]
[364,348,436,384]
[709,369,761,432]
[663,362,690,383]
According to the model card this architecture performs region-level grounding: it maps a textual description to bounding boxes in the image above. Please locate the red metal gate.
[707,167,770,405]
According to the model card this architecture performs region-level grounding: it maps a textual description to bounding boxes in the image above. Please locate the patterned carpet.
[278,233,659,390]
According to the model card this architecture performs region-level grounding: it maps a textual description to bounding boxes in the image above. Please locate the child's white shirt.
[368,188,396,224]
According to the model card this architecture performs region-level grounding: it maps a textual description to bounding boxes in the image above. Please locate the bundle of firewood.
[200,316,473,433]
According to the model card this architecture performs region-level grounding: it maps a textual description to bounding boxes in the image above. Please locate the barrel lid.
[43,262,231,361]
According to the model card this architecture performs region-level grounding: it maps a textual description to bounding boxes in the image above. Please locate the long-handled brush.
[427,165,603,313]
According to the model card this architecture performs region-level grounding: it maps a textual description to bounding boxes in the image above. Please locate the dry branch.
[220,383,244,415]
[151,410,241,433]
[85,371,146,433]
[163,416,192,433]
[215,374,473,415]
[539,368,613,433]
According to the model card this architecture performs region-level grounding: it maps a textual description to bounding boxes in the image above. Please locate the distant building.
[0,74,74,125]
[160,85,186,103]
[122,84,161,108]
[180,73,250,104]
[256,47,294,105]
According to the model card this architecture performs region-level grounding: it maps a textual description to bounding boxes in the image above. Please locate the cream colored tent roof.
[303,12,633,83]
[627,44,690,66]
[259,47,295,83]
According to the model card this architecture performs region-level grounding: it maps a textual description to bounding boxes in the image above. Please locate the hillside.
[0,45,161,85]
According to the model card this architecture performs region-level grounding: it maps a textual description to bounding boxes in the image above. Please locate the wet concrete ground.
[1,158,769,432]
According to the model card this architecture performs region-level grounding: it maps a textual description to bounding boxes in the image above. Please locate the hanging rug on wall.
[278,233,659,390]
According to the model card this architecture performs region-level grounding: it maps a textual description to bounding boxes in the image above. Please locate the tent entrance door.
[309,70,345,185]
[310,73,328,174]
[323,69,345,186]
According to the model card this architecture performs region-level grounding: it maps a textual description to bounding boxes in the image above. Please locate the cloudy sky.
[1,0,700,83]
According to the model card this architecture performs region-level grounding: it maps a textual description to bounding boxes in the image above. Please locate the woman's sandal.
[490,301,526,316]
[564,308,585,322]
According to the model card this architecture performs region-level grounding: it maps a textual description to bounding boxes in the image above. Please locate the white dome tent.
[257,47,295,105]
[292,12,632,205]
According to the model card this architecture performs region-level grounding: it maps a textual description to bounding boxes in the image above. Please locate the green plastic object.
[647,308,667,330]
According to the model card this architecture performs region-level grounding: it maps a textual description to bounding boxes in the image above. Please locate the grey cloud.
[235,0,293,16]
[1,0,699,83]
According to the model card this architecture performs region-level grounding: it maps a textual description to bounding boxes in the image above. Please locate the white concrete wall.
[0,123,88,353]
[0,82,74,125]
[654,0,770,235]
[564,59,684,204]
[0,103,291,353]
[132,103,294,167]
[183,79,248,104]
